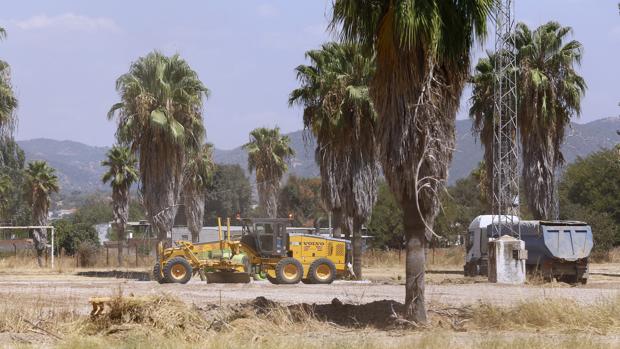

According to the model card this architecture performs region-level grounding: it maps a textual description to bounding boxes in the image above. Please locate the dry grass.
[0,250,155,274]
[1,290,618,349]
[471,296,620,333]
[364,247,465,269]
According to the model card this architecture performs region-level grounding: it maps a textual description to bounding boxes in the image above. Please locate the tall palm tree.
[102,145,139,266]
[331,0,493,322]
[289,42,378,279]
[470,22,586,220]
[24,161,59,267]
[108,51,209,242]
[469,53,498,212]
[243,127,294,218]
[0,27,18,143]
[182,143,214,243]
[515,22,586,219]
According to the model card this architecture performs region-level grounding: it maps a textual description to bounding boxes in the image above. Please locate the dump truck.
[153,217,352,284]
[464,215,593,284]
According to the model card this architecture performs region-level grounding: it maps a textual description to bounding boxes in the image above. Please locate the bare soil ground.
[0,264,618,314]
[0,262,618,348]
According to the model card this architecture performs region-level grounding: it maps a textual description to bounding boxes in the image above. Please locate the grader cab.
[153,217,351,285]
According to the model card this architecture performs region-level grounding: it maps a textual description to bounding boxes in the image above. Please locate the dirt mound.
[218,297,410,329]
[298,298,405,329]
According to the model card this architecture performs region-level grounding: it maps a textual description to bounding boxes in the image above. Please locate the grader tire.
[152,263,168,284]
[275,258,303,284]
[163,257,192,284]
[308,258,336,284]
[266,274,279,284]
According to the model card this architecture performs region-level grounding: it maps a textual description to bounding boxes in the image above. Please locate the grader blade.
[206,272,251,284]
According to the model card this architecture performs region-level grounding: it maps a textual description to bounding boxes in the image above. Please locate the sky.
[1,0,619,149]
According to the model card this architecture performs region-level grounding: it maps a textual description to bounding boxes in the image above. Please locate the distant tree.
[559,149,620,225]
[289,42,378,279]
[0,174,9,217]
[24,161,59,267]
[0,27,18,141]
[560,203,618,255]
[243,127,294,218]
[204,164,252,224]
[102,145,139,266]
[278,176,326,227]
[108,51,209,242]
[367,182,403,250]
[0,139,29,225]
[52,219,100,256]
[182,143,214,242]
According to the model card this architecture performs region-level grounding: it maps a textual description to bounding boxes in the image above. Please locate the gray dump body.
[488,220,592,283]
[519,221,593,264]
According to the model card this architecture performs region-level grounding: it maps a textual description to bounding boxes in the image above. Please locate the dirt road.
[0,266,618,314]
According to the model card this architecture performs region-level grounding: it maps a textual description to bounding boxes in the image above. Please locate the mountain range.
[16,117,620,193]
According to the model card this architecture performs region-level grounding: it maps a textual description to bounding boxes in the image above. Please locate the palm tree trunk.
[113,188,129,267]
[32,200,48,268]
[141,140,185,244]
[116,223,124,267]
[183,184,205,243]
[331,207,342,238]
[351,218,363,280]
[402,199,427,324]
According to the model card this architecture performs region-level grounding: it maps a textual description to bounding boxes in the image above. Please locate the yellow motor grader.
[153,217,351,284]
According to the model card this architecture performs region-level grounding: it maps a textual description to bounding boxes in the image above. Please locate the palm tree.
[515,22,586,219]
[331,0,493,322]
[469,54,496,212]
[470,22,586,220]
[102,145,139,266]
[0,27,18,142]
[182,143,214,243]
[243,127,294,218]
[108,51,209,242]
[24,161,59,267]
[289,42,378,279]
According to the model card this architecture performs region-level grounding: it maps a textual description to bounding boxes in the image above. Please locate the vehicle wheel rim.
[283,264,298,280]
[316,264,331,280]
[171,264,187,280]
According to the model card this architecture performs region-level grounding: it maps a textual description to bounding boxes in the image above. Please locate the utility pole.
[491,0,520,237]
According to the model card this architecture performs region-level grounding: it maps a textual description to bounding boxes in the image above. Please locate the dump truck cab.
[464,215,520,276]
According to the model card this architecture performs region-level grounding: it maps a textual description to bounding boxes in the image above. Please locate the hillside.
[15,117,620,192]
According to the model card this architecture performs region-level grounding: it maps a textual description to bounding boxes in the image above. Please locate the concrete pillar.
[488,235,527,284]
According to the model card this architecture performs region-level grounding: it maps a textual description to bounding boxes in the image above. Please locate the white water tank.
[488,235,527,284]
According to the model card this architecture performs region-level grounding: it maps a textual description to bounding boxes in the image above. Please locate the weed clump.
[87,294,206,340]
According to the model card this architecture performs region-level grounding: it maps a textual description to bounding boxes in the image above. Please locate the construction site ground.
[1,262,619,348]
[1,263,618,314]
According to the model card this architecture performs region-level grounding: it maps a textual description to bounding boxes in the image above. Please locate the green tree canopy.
[278,176,326,227]
[243,127,294,218]
[204,164,252,225]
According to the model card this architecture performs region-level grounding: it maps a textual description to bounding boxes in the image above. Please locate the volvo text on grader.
[153,217,352,285]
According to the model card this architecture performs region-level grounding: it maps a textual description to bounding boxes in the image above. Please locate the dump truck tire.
[275,258,303,284]
[308,258,336,284]
[152,263,168,284]
[163,257,192,284]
